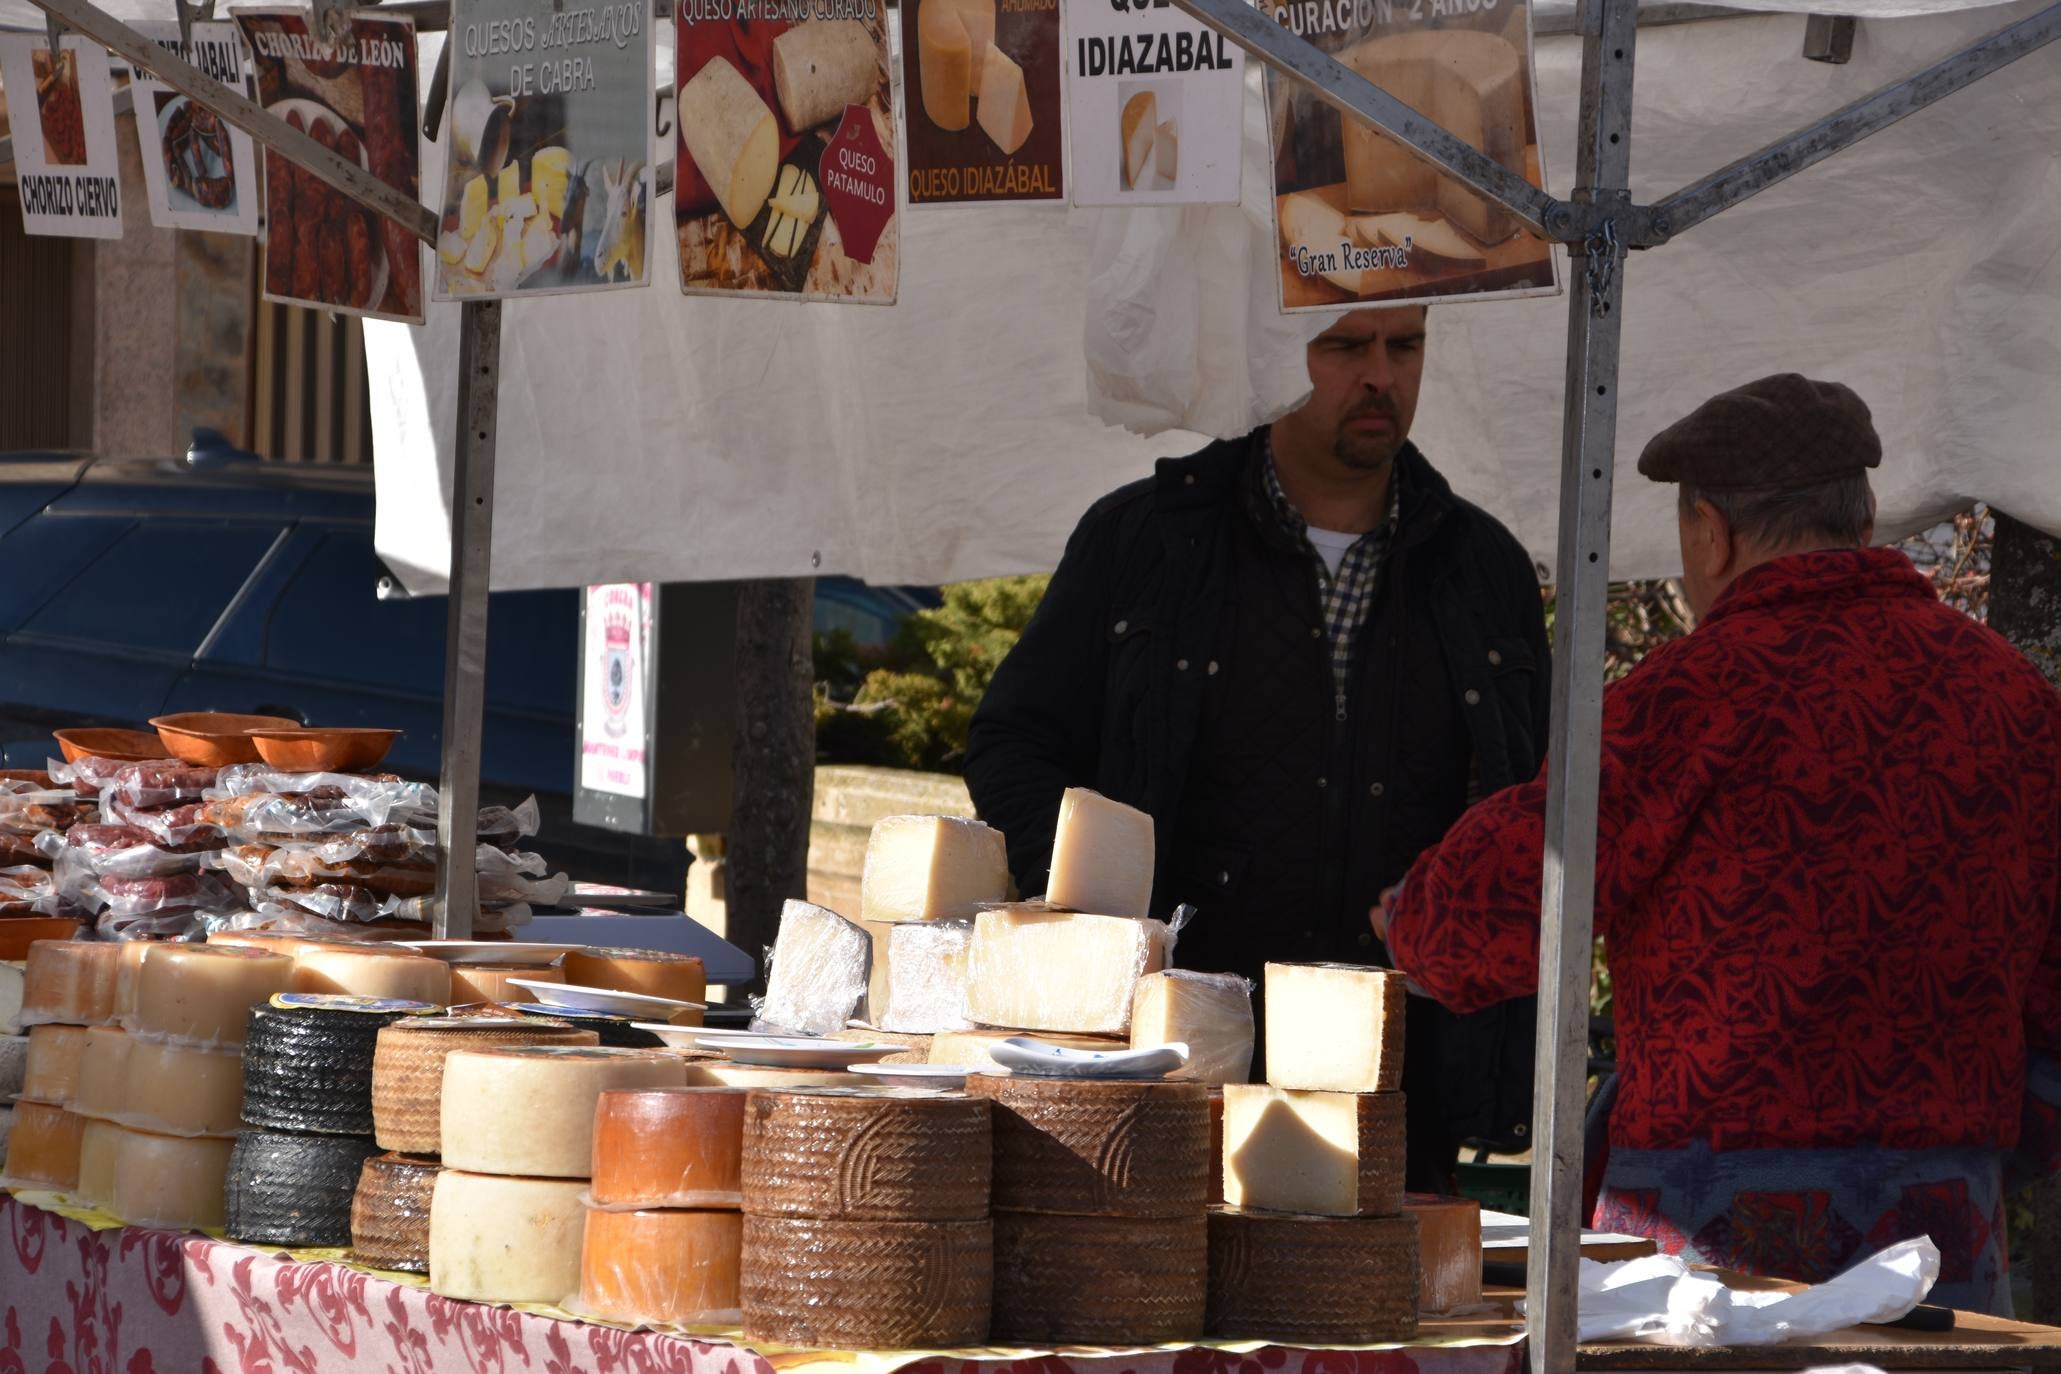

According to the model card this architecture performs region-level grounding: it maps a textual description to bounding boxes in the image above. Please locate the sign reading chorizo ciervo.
[1265,0,1559,310]
[0,34,124,239]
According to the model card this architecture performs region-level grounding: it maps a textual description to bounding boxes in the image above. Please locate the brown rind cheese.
[990,1211,1206,1345]
[740,1214,992,1349]
[370,1016,597,1155]
[1406,1193,1484,1313]
[966,1074,1207,1217]
[1206,1207,1419,1343]
[351,1152,439,1273]
[742,1088,990,1221]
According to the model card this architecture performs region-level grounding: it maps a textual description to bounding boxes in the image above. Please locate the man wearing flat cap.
[1376,374,2061,1314]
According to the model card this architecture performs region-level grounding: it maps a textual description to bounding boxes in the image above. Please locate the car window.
[0,511,132,632]
[19,519,282,654]
[265,532,446,694]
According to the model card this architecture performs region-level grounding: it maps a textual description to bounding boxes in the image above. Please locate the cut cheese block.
[927,1027,1118,1072]
[430,1169,588,1304]
[119,1038,242,1137]
[967,909,1167,1035]
[1279,191,1368,296]
[21,1023,89,1106]
[1045,789,1154,917]
[242,996,428,1136]
[915,0,995,132]
[967,1074,1207,1217]
[109,1126,235,1231]
[351,1152,439,1273]
[1264,962,1406,1092]
[226,1129,381,1246]
[680,57,779,230]
[440,1044,686,1178]
[758,899,869,1036]
[1221,1085,1405,1218]
[678,1061,854,1090]
[592,1087,745,1208]
[976,49,1033,157]
[0,960,23,1034]
[741,1214,991,1349]
[1406,1193,1483,1313]
[290,947,453,1005]
[21,939,119,1026]
[0,1034,24,1100]
[1350,212,1488,268]
[741,1088,990,1221]
[1339,30,1527,244]
[77,1118,120,1209]
[955,0,995,84]
[560,947,706,1008]
[881,920,973,1034]
[132,944,293,1049]
[449,962,561,1005]
[1154,121,1178,183]
[770,20,877,134]
[580,1206,743,1325]
[767,162,821,224]
[860,815,1008,926]
[1208,1090,1224,1206]
[992,1211,1206,1345]
[828,1026,930,1065]
[1205,1208,1419,1342]
[1120,91,1157,191]
[3,1100,83,1188]
[72,1025,130,1120]
[1131,969,1252,1086]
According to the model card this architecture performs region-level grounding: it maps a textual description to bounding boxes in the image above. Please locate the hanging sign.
[673,2,898,302]
[580,582,652,799]
[127,22,263,236]
[1063,0,1241,205]
[900,0,1063,205]
[0,35,125,239]
[1265,0,1558,311]
[433,0,655,298]
[237,8,426,323]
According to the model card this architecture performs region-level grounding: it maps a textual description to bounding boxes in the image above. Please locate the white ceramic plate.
[695,1034,903,1070]
[627,1024,799,1050]
[987,1037,1189,1080]
[508,979,705,1017]
[852,1063,968,1088]
[399,941,579,966]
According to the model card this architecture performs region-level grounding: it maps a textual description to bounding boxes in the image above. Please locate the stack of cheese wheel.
[352,1013,600,1272]
[578,1087,747,1325]
[740,1088,993,1349]
[561,947,707,1027]
[4,940,118,1194]
[430,1045,686,1304]
[969,1073,1209,1344]
[227,993,433,1246]
[104,942,294,1229]
[1209,963,1421,1341]
[287,944,453,1005]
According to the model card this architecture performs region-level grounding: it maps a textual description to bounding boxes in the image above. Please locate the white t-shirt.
[1305,525,1361,579]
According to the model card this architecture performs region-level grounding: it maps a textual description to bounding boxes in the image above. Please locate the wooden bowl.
[0,917,87,960]
[54,727,170,765]
[248,727,400,774]
[149,713,300,767]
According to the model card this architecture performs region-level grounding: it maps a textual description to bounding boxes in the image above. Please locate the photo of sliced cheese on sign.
[1350,212,1487,268]
[1119,89,1155,190]
[680,56,779,230]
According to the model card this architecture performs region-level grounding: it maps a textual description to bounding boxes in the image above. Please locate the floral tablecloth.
[0,1192,1528,1374]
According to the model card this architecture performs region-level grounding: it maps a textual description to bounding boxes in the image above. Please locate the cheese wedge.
[976,50,1034,157]
[1120,91,1157,190]
[681,57,780,229]
[1351,212,1488,268]
[1153,120,1178,184]
[860,815,1008,925]
[1045,788,1153,918]
[1278,191,1366,296]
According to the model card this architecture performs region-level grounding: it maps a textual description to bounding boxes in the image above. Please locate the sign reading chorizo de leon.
[900,0,1065,204]
[0,34,125,239]
[1063,0,1242,206]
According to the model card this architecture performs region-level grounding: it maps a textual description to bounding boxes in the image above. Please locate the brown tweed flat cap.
[1636,373,1881,490]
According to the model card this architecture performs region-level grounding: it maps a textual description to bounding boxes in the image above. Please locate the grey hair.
[1678,472,1876,549]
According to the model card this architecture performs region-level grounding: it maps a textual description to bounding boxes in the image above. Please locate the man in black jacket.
[965,306,1550,1191]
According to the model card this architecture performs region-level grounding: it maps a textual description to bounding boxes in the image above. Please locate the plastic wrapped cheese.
[1131,970,1254,1086]
[430,1169,588,1304]
[1044,789,1153,918]
[0,961,23,1034]
[859,815,1008,924]
[966,909,1168,1035]
[4,1099,83,1187]
[21,1023,89,1106]
[591,1087,745,1208]
[580,1206,742,1324]
[111,939,156,1028]
[290,947,453,1005]
[132,944,293,1049]
[881,920,974,1034]
[76,1118,121,1209]
[119,1038,244,1137]
[72,1026,131,1120]
[110,1128,236,1230]
[757,899,869,1035]
[440,1045,687,1178]
[21,939,119,1026]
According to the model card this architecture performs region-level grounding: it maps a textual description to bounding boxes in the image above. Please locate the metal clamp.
[175,0,216,51]
[311,0,354,47]
[1584,219,1622,316]
[45,9,63,62]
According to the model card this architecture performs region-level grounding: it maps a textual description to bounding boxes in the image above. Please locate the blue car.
[0,445,934,889]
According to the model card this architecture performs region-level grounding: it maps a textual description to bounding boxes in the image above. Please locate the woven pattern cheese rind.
[742,1090,990,1221]
[1205,1207,1419,1343]
[241,1002,415,1135]
[226,1129,382,1247]
[991,1211,1205,1345]
[741,1214,992,1350]
[371,1018,598,1154]
[967,1075,1207,1217]
[351,1153,440,1273]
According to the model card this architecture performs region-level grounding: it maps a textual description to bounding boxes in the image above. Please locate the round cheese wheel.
[579,1206,742,1325]
[132,944,293,1048]
[561,947,707,1007]
[111,1127,236,1231]
[371,1016,600,1155]
[441,1045,686,1178]
[21,1023,90,1107]
[227,1129,380,1246]
[112,939,160,1027]
[590,1087,745,1208]
[966,1074,1209,1217]
[449,962,561,1005]
[429,1169,587,1304]
[119,1038,244,1137]
[72,1026,131,1120]
[1205,1208,1418,1342]
[291,948,453,1005]
[1406,1193,1484,1314]
[741,1088,990,1221]
[76,1118,121,1209]
[21,939,119,1026]
[242,996,429,1135]
[4,1100,84,1188]
[351,1152,439,1274]
[741,1214,992,1348]
[678,1062,854,1090]
[993,1211,1206,1344]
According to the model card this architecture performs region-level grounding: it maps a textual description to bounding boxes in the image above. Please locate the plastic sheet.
[103,761,219,810]
[753,899,871,1036]
[99,795,226,852]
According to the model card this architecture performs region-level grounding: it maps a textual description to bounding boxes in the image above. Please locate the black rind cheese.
[227,1129,382,1246]
[242,1002,412,1134]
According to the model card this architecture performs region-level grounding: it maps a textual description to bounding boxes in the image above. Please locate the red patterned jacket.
[1387,548,2061,1153]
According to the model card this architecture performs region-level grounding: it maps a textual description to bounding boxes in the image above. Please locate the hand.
[1370,883,1402,945]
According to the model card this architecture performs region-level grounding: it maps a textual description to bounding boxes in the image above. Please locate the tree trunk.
[727,577,816,996]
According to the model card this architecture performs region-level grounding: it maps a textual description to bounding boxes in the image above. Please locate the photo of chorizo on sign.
[901,0,1063,204]
[1266,0,1558,311]
[128,23,263,236]
[0,34,125,239]
[674,0,898,302]
[238,8,426,323]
